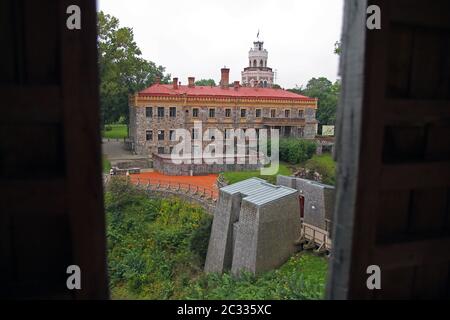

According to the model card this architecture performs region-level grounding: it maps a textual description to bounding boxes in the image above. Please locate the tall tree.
[289,77,340,133]
[98,11,170,124]
[194,79,216,86]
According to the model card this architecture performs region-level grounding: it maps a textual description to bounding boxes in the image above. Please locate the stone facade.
[205,178,300,275]
[129,78,319,157]
[277,176,335,234]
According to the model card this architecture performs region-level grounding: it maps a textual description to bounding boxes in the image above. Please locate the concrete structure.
[153,154,262,176]
[204,178,300,275]
[241,40,275,88]
[277,176,335,233]
[129,69,318,157]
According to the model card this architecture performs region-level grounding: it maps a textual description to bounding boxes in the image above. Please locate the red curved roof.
[138,84,315,101]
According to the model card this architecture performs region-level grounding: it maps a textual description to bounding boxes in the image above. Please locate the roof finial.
[257,29,260,40]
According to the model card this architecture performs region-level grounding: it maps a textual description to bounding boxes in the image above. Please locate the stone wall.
[277,176,335,232]
[153,154,262,176]
[231,195,301,275]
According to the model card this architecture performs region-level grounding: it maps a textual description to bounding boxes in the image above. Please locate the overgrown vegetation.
[183,253,327,300]
[305,154,336,185]
[106,178,328,300]
[106,178,212,299]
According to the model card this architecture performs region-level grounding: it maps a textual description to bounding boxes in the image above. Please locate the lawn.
[222,162,293,185]
[102,124,128,139]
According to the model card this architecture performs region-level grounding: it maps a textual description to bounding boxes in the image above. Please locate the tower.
[241,39,275,88]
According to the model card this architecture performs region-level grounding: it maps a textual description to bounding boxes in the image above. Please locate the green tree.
[334,41,342,55]
[195,79,216,86]
[98,11,171,124]
[288,78,340,133]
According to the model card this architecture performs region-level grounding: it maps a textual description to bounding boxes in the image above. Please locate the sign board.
[322,125,335,136]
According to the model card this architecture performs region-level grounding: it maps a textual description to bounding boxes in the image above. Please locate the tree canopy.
[194,79,216,86]
[289,77,340,133]
[98,11,171,124]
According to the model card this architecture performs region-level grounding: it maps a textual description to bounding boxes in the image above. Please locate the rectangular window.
[271,109,276,118]
[146,130,153,141]
[285,109,291,118]
[256,109,261,118]
[193,108,199,117]
[146,107,153,118]
[158,147,165,154]
[298,110,304,118]
[209,108,215,118]
[225,108,231,118]
[158,130,165,141]
[169,146,173,154]
[157,107,165,117]
[169,107,176,117]
[169,130,175,141]
[241,109,247,118]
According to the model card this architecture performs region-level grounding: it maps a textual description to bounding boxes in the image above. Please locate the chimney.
[173,77,178,89]
[155,76,161,84]
[234,81,240,90]
[188,77,195,88]
[220,67,230,89]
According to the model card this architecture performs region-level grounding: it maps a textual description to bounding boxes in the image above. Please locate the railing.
[129,177,219,202]
[262,117,306,124]
[298,218,332,253]
[104,175,218,212]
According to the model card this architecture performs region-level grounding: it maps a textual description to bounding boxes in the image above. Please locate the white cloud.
[97,0,343,88]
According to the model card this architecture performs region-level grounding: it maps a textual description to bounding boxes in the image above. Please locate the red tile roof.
[138,84,316,101]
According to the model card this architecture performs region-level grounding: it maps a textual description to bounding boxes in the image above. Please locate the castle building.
[241,40,275,88]
[129,66,318,156]
[129,67,318,156]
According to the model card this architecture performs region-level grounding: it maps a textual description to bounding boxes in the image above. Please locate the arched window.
[253,60,257,67]
[260,60,263,67]
[265,60,267,67]
[264,80,268,87]
[249,60,251,67]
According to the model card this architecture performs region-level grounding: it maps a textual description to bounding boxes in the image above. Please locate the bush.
[305,154,336,185]
[279,139,317,164]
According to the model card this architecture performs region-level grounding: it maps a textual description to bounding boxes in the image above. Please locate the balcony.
[262,117,306,126]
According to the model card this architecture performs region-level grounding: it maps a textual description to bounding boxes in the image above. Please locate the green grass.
[183,252,327,300]
[102,124,128,139]
[305,154,336,185]
[222,162,293,185]
[103,156,111,173]
[106,178,328,300]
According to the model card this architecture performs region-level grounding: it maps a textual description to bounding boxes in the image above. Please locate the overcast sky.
[97,0,344,89]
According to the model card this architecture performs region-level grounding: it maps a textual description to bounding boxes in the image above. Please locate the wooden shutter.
[328,0,450,299]
[0,0,108,299]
